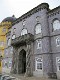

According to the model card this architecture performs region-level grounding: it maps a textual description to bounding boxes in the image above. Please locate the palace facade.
[11,3,60,78]
[1,3,60,79]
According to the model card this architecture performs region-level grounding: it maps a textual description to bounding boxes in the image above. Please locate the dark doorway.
[18,49,26,74]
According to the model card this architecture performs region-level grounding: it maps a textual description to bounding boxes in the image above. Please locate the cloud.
[6,0,60,16]
[0,0,60,22]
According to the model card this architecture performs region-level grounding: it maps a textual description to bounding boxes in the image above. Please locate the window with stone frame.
[8,59,12,68]
[4,60,8,68]
[21,28,27,36]
[22,20,26,26]
[53,19,60,31]
[56,37,60,47]
[13,28,16,33]
[7,38,11,46]
[2,27,6,32]
[10,47,13,54]
[5,49,8,55]
[35,23,41,34]
[56,57,60,71]
[0,50,2,55]
[12,34,16,39]
[35,57,42,71]
[2,60,4,67]
[0,62,1,67]
[37,39,42,49]
[0,41,4,47]
[36,16,41,22]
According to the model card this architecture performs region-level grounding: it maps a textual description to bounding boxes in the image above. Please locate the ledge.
[11,33,34,46]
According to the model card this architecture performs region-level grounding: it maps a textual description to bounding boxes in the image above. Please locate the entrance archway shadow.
[18,49,26,74]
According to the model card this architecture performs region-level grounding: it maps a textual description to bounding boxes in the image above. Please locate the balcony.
[11,33,34,46]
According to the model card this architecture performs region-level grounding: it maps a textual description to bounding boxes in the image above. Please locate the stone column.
[11,47,17,74]
[26,41,33,76]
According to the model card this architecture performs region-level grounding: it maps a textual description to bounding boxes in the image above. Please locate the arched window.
[21,28,27,36]
[12,34,16,39]
[13,28,16,33]
[56,37,60,47]
[7,38,11,46]
[37,39,42,49]
[56,57,60,71]
[53,20,60,31]
[35,24,41,34]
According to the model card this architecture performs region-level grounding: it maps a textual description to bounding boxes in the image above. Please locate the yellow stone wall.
[0,22,11,73]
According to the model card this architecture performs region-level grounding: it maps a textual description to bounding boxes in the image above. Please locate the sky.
[0,0,60,22]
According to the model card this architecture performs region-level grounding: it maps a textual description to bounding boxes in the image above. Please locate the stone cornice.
[12,3,49,26]
[47,6,60,18]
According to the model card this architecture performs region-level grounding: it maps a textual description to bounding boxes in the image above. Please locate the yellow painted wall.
[0,61,2,73]
[0,22,11,73]
[0,49,4,57]
[0,27,8,35]
[0,36,6,49]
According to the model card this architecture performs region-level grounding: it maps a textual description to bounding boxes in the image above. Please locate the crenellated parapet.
[0,22,12,28]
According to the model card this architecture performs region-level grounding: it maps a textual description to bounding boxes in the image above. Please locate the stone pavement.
[3,73,59,80]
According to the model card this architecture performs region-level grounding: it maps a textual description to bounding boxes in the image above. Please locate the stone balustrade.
[11,33,34,46]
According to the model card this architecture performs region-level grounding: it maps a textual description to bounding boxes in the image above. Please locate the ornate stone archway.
[11,33,34,76]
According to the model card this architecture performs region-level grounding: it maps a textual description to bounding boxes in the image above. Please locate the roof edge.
[48,6,60,14]
[12,3,49,26]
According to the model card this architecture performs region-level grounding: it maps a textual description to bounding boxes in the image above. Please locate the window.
[7,38,11,46]
[0,62,1,67]
[22,20,26,26]
[12,34,16,39]
[56,57,60,71]
[8,60,12,68]
[0,50,2,55]
[37,40,42,49]
[35,24,41,34]
[36,16,40,22]
[13,28,16,33]
[5,49,8,55]
[56,37,60,46]
[35,57,42,71]
[0,51,2,55]
[21,28,27,36]
[0,41,4,47]
[2,28,6,32]
[4,60,8,68]
[10,47,13,54]
[53,20,60,31]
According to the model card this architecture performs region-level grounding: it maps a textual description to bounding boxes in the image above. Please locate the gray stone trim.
[47,6,60,18]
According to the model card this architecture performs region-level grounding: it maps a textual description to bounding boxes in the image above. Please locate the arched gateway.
[11,33,34,76]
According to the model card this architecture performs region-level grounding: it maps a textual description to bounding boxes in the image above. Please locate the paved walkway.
[2,73,59,80]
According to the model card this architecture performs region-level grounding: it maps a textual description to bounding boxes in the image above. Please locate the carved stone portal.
[11,33,34,76]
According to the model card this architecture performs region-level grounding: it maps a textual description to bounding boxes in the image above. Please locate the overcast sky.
[0,0,60,22]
